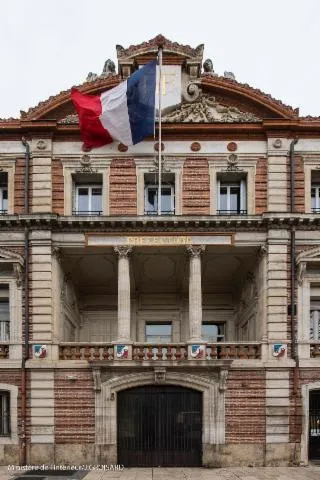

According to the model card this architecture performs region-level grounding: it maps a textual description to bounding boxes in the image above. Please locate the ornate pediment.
[0,248,24,265]
[296,246,320,264]
[162,93,261,123]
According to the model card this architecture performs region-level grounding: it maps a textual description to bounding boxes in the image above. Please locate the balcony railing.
[59,342,261,361]
[0,210,7,215]
[311,208,320,213]
[72,210,102,216]
[59,343,114,360]
[217,210,247,215]
[144,210,175,216]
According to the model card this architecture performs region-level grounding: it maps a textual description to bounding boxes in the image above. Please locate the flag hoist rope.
[157,47,163,216]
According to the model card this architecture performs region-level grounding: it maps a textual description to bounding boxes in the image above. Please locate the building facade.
[0,35,320,467]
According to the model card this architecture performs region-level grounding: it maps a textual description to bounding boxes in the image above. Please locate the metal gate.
[309,390,320,460]
[117,385,202,467]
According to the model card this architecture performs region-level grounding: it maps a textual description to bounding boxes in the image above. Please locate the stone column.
[114,246,133,342]
[187,245,205,342]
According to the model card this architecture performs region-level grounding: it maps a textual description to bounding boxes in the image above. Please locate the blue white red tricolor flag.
[71,60,157,149]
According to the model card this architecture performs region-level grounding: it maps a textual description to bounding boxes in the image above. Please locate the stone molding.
[95,370,227,447]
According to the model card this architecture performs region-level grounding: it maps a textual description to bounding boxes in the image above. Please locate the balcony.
[59,342,262,361]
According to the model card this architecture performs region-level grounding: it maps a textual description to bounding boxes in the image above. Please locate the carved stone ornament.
[191,142,201,152]
[154,367,166,383]
[224,71,236,80]
[154,142,165,152]
[297,262,306,286]
[114,246,133,258]
[219,369,228,392]
[86,72,98,82]
[36,139,47,150]
[76,154,97,174]
[187,245,205,257]
[101,59,116,77]
[92,368,101,392]
[163,94,261,123]
[13,263,23,287]
[203,58,214,74]
[118,143,128,152]
[227,141,237,152]
[273,138,282,149]
[182,81,202,103]
[225,154,243,172]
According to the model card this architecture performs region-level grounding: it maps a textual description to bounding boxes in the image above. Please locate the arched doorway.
[309,390,320,461]
[117,385,202,467]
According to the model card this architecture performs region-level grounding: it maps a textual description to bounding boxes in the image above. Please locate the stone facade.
[0,35,320,467]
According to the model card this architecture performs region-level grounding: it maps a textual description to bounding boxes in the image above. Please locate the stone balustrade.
[59,343,114,360]
[206,342,261,360]
[58,342,262,361]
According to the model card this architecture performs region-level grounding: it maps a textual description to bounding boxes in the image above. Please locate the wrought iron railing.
[59,342,261,361]
[0,210,7,215]
[312,208,320,214]
[72,210,102,216]
[144,210,175,216]
[217,210,247,215]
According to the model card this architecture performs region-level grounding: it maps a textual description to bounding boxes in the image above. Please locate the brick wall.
[52,159,64,215]
[225,370,265,443]
[54,370,95,443]
[255,158,267,214]
[109,158,137,215]
[182,158,210,215]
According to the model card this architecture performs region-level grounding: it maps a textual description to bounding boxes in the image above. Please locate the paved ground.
[1,466,320,480]
[2,466,320,480]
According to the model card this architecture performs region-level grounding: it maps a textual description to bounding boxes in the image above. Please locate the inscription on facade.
[86,234,233,247]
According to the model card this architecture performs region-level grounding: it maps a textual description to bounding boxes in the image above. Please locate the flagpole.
[157,46,163,216]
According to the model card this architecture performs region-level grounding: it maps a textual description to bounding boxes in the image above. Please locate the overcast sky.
[0,0,319,119]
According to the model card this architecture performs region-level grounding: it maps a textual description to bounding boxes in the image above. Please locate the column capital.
[186,245,205,257]
[114,245,133,258]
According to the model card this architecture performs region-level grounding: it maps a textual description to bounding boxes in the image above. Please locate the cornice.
[201,75,298,119]
[2,213,320,231]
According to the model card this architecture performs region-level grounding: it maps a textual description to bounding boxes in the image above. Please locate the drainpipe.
[289,138,300,444]
[21,137,30,465]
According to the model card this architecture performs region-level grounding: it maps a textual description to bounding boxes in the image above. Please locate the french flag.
[71,59,157,149]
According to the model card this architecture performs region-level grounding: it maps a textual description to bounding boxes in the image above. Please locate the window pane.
[146,188,157,212]
[220,187,228,211]
[91,188,102,212]
[161,187,173,213]
[230,186,240,212]
[77,187,89,212]
[0,189,7,211]
[0,392,10,436]
[146,323,172,343]
[202,323,224,342]
[0,301,9,342]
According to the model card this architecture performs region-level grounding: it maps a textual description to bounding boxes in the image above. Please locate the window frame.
[0,391,10,437]
[0,384,18,444]
[74,183,103,215]
[311,184,320,213]
[135,159,184,215]
[60,158,111,215]
[144,183,175,215]
[145,321,173,343]
[208,158,257,215]
[0,161,15,215]
[201,321,225,342]
[217,178,247,215]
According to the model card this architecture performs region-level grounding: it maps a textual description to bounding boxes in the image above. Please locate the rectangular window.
[310,310,320,340]
[201,322,225,342]
[74,185,102,215]
[145,323,172,343]
[217,174,247,215]
[0,286,9,342]
[311,185,320,213]
[144,173,175,215]
[0,392,10,436]
[0,173,8,215]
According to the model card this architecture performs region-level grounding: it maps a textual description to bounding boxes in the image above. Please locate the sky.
[0,0,319,119]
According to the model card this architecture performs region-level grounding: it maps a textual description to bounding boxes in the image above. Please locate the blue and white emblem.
[272,344,287,358]
[116,344,129,359]
[190,344,205,359]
